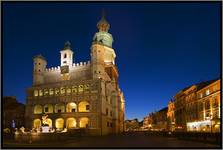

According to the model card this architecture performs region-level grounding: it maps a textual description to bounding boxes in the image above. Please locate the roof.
[196,79,219,90]
[158,107,168,112]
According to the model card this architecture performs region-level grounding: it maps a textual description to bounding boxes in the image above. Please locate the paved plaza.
[3,132,221,148]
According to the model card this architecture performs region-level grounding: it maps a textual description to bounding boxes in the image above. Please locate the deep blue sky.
[3,2,221,120]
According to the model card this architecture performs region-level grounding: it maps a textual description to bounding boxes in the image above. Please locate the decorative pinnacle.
[97,9,110,32]
[64,41,71,50]
[102,9,106,20]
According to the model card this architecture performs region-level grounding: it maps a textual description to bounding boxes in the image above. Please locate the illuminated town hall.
[25,14,125,135]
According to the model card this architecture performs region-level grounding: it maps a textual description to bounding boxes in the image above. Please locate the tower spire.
[102,9,106,20]
[97,9,110,32]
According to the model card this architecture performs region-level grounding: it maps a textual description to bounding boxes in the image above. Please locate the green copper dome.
[93,31,113,48]
[92,10,113,48]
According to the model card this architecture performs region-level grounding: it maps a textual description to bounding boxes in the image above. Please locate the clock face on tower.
[60,65,69,74]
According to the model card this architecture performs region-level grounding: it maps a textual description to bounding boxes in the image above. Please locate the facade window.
[55,88,59,95]
[39,63,41,65]
[39,69,41,72]
[72,86,77,93]
[84,84,90,91]
[45,107,48,112]
[34,90,38,97]
[55,118,64,129]
[205,100,210,110]
[110,123,112,127]
[213,85,217,92]
[78,101,90,112]
[55,104,65,113]
[107,122,109,127]
[110,111,112,117]
[86,105,90,111]
[66,118,77,129]
[39,90,43,96]
[44,104,53,113]
[199,93,203,98]
[49,88,54,95]
[44,89,49,96]
[79,117,89,128]
[34,105,42,114]
[206,89,210,96]
[60,87,65,94]
[212,97,218,108]
[106,108,108,115]
[66,87,71,95]
[66,102,77,112]
[78,85,84,93]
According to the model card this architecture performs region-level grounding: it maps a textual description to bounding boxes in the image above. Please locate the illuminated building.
[173,89,187,131]
[167,100,175,131]
[124,119,141,131]
[25,13,125,135]
[187,79,220,132]
[174,79,220,132]
[143,107,168,131]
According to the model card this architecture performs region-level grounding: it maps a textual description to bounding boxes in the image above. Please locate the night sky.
[3,2,221,120]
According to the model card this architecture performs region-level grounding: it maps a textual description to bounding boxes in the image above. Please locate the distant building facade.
[143,107,168,131]
[173,79,220,132]
[3,96,25,129]
[124,119,141,131]
[167,100,175,131]
[187,79,221,132]
[25,14,125,135]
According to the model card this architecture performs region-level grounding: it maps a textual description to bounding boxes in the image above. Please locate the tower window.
[45,107,48,112]
[63,61,67,64]
[106,108,108,115]
[64,54,67,58]
[39,63,41,65]
[39,69,41,72]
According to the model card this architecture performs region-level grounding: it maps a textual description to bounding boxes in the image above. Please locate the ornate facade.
[173,79,220,132]
[25,14,125,135]
[167,100,175,131]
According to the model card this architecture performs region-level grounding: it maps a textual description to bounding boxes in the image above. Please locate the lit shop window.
[49,88,54,95]
[78,85,84,93]
[39,90,43,96]
[34,90,38,97]
[66,87,71,95]
[72,86,77,93]
[44,89,49,96]
[60,87,65,95]
[55,88,59,95]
